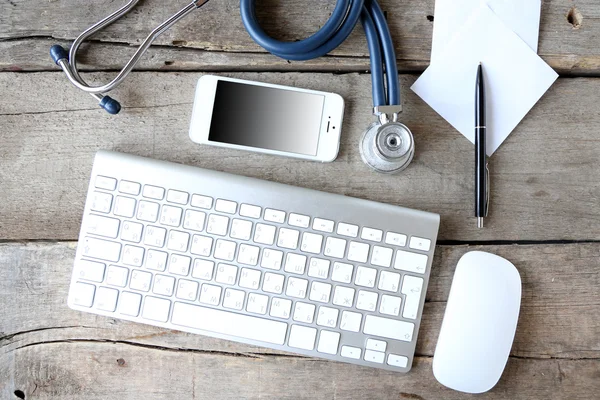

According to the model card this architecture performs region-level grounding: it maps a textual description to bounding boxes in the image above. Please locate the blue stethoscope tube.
[240,0,400,108]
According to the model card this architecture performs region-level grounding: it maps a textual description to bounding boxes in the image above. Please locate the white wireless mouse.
[432,251,522,394]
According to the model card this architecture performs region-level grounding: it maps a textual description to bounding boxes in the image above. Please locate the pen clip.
[484,162,490,217]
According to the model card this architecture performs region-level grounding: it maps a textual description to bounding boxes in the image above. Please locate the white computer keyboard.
[69,151,440,372]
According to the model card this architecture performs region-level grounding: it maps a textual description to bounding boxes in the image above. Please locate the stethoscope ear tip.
[99,96,121,115]
[50,45,68,65]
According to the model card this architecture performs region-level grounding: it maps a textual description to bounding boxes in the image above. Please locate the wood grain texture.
[1,72,600,241]
[1,242,599,399]
[1,0,600,74]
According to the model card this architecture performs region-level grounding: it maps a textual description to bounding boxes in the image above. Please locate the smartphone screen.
[208,81,325,156]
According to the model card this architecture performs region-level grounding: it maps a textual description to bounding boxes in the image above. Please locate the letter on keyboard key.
[167,230,190,252]
[82,237,121,262]
[161,205,183,227]
[172,302,287,345]
[86,214,119,238]
[261,248,283,270]
[214,239,236,261]
[142,296,171,322]
[144,225,167,248]
[71,282,96,307]
[288,325,317,350]
[363,315,415,342]
[176,279,199,301]
[121,220,143,243]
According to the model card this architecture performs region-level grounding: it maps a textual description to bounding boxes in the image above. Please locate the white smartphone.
[189,75,344,162]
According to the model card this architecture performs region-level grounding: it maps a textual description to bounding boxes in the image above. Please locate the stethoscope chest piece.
[360,115,415,174]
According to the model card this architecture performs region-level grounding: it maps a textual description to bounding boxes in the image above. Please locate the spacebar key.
[171,302,287,345]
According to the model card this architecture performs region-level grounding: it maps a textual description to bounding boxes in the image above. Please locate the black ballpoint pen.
[475,62,489,228]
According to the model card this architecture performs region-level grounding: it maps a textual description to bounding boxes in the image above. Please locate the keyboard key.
[378,271,401,292]
[317,330,340,355]
[215,199,237,214]
[142,185,164,200]
[263,272,284,294]
[237,244,259,266]
[254,223,276,245]
[285,277,308,299]
[293,302,315,324]
[153,274,175,296]
[129,270,152,292]
[247,293,269,315]
[239,268,261,290]
[167,230,190,252]
[122,245,144,267]
[190,235,213,257]
[364,349,385,364]
[388,354,409,368]
[331,262,353,284]
[341,346,361,359]
[289,325,317,350]
[277,228,300,249]
[167,189,189,205]
[324,237,346,258]
[121,220,143,243]
[76,260,105,283]
[371,246,393,267]
[94,287,119,312]
[90,191,113,213]
[145,249,167,272]
[81,237,121,262]
[183,210,206,232]
[199,284,222,306]
[215,263,238,285]
[270,297,292,319]
[363,315,414,342]
[401,275,424,319]
[347,241,369,263]
[288,213,310,228]
[231,219,253,241]
[394,250,428,274]
[309,281,332,303]
[300,232,323,254]
[95,176,117,191]
[340,311,362,332]
[192,259,215,281]
[87,214,120,238]
[264,208,285,223]
[355,266,377,288]
[223,288,245,310]
[160,205,183,227]
[337,223,359,237]
[172,302,287,345]
[261,248,283,270]
[191,194,213,209]
[214,239,236,261]
[361,227,383,242]
[119,180,140,195]
[409,236,431,252]
[144,225,167,248]
[207,214,229,236]
[176,279,199,301]
[168,254,191,276]
[142,296,171,322]
[114,196,136,218]
[137,200,160,222]
[385,231,407,247]
[72,282,96,307]
[313,218,334,233]
[380,294,402,316]
[284,253,306,275]
[356,290,378,312]
[118,291,141,316]
[239,204,261,218]
[308,258,330,279]
[366,338,387,352]
[333,286,355,307]
[317,306,339,328]
[106,265,128,287]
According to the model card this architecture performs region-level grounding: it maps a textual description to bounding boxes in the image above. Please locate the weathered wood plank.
[1,242,599,399]
[1,0,599,74]
[1,72,600,241]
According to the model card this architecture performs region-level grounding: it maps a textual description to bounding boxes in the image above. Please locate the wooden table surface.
[1,1,599,399]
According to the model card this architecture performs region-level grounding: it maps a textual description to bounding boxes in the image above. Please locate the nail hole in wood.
[117,358,126,366]
[14,390,25,399]
[567,7,583,29]
[426,15,434,22]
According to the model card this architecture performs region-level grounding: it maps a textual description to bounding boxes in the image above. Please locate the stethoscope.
[51,0,414,173]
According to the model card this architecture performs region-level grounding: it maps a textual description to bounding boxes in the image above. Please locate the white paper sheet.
[411,3,558,155]
[431,0,541,64]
